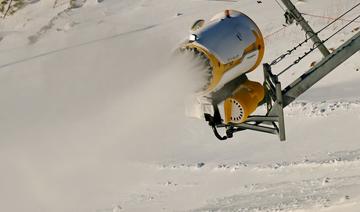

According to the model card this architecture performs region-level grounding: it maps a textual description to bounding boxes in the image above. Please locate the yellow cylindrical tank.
[224,80,265,123]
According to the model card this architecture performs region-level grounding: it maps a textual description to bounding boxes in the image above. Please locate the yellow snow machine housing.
[181,10,265,124]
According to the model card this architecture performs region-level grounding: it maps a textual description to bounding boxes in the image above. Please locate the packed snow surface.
[0,0,360,211]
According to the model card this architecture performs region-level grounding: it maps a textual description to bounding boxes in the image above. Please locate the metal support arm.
[282,31,360,106]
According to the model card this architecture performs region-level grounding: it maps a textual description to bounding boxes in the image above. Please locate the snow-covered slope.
[0,0,360,211]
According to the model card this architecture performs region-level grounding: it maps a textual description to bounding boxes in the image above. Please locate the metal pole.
[275,82,286,141]
[3,0,13,19]
[280,0,330,57]
[282,30,360,106]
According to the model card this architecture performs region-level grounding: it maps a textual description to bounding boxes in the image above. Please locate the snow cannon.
[179,1,360,141]
[224,80,264,123]
[181,9,265,94]
[181,9,266,124]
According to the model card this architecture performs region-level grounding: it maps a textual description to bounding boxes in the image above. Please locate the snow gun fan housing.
[181,10,265,123]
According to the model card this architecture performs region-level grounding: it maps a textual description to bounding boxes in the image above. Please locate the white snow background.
[0,0,360,211]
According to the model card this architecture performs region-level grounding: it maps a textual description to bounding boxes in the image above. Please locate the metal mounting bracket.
[204,63,286,141]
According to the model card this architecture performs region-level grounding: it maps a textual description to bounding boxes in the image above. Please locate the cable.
[322,14,360,47]
[270,2,360,67]
[301,13,360,24]
[264,26,287,39]
[316,2,360,34]
[276,13,360,77]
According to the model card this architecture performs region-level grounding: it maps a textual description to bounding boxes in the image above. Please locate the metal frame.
[205,64,286,141]
[205,0,360,141]
[282,30,360,107]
